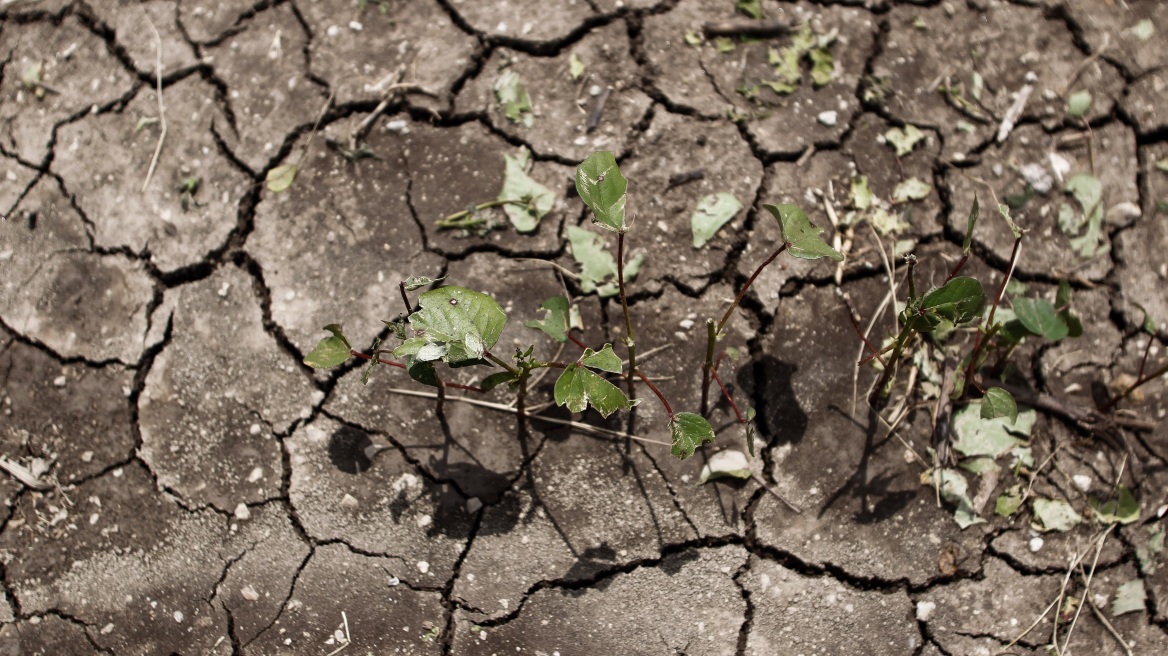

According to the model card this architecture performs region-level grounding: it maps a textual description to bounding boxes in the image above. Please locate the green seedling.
[306,150,839,466]
[436,147,554,234]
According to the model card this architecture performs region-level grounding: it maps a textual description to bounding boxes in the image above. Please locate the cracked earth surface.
[1,0,1167,654]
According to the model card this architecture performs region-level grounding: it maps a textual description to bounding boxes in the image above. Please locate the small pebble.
[234,503,251,520]
[916,601,936,621]
[417,561,430,574]
[1029,537,1044,552]
[466,497,483,514]
[817,110,837,126]
[348,20,363,32]
[174,611,183,623]
[1071,475,1091,493]
[340,494,358,508]
[241,585,260,601]
[54,375,67,387]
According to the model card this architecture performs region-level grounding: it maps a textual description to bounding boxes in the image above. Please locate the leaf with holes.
[553,363,634,418]
[304,325,353,368]
[1090,485,1140,525]
[1031,498,1082,532]
[691,192,742,248]
[575,151,628,232]
[765,203,843,261]
[409,286,507,361]
[884,124,926,157]
[670,412,716,459]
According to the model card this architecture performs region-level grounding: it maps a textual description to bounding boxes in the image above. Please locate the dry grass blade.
[140,10,166,193]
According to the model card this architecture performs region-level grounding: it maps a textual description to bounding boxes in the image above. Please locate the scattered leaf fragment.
[494,71,534,127]
[698,450,751,484]
[684,30,703,47]
[736,0,763,19]
[525,296,570,343]
[691,192,743,248]
[1090,485,1140,525]
[266,164,298,193]
[995,484,1024,518]
[568,53,585,80]
[850,176,873,210]
[928,468,985,529]
[1031,498,1083,532]
[809,48,834,87]
[1156,158,1168,173]
[714,37,736,53]
[499,147,555,233]
[884,124,926,157]
[1066,90,1092,119]
[892,177,933,203]
[951,402,1036,458]
[1111,580,1146,617]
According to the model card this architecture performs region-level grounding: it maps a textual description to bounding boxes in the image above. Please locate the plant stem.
[636,370,672,417]
[716,243,788,335]
[436,199,530,229]
[868,323,914,408]
[617,231,637,402]
[710,368,745,423]
[1100,360,1168,413]
[349,350,406,370]
[567,332,588,350]
[963,235,1021,398]
[483,350,521,376]
[701,319,716,416]
[398,281,412,315]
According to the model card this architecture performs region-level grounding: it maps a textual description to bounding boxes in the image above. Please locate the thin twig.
[140,11,166,193]
[1058,525,1113,652]
[382,387,672,447]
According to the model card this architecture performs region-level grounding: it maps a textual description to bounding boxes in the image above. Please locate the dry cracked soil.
[1,0,1167,654]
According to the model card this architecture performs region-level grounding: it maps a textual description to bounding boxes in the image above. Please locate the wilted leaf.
[1090,485,1140,525]
[1031,498,1083,532]
[553,363,634,418]
[402,275,445,291]
[566,225,617,294]
[809,48,834,87]
[892,177,933,202]
[569,53,585,80]
[1066,90,1092,118]
[980,388,1018,425]
[736,0,763,19]
[481,370,518,392]
[764,203,844,261]
[769,46,801,86]
[575,151,628,232]
[1111,580,1146,616]
[929,468,985,529]
[885,124,926,157]
[745,406,757,457]
[684,30,704,47]
[996,484,1024,517]
[494,70,533,126]
[670,412,716,459]
[691,192,743,248]
[951,402,1037,458]
[1067,173,1103,214]
[699,450,752,484]
[525,296,570,343]
[905,277,985,331]
[851,176,873,210]
[266,164,298,193]
[499,147,555,233]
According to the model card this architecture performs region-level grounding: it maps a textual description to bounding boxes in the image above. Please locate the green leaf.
[566,224,617,294]
[760,79,798,95]
[499,147,555,233]
[670,412,716,459]
[850,176,873,211]
[995,484,1024,517]
[764,204,844,261]
[406,356,440,388]
[1055,281,1083,338]
[963,196,979,255]
[576,152,628,233]
[265,164,298,193]
[769,46,802,86]
[892,177,933,203]
[580,344,623,374]
[735,0,763,19]
[1134,19,1154,41]
[1156,158,1168,173]
[1133,301,1156,334]
[980,388,1018,425]
[1090,485,1141,525]
[1013,297,1069,341]
[393,336,427,358]
[360,337,382,385]
[494,70,533,126]
[553,363,634,418]
[403,275,445,291]
[691,192,743,248]
[568,53,585,80]
[684,30,703,47]
[699,450,751,484]
[809,48,834,87]
[1031,498,1083,532]
[481,370,518,392]
[1067,173,1103,214]
[997,203,1023,239]
[930,468,985,529]
[906,276,985,331]
[884,124,926,157]
[303,325,353,368]
[951,402,1037,458]
[409,286,508,360]
[525,296,570,343]
[1066,90,1092,119]
[714,37,736,53]
[1111,580,1146,616]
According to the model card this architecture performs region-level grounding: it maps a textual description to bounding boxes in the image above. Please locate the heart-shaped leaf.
[575,151,628,233]
[670,412,716,459]
[304,325,353,368]
[1013,297,1069,341]
[980,387,1018,425]
[764,203,844,261]
[905,276,985,331]
[553,363,634,418]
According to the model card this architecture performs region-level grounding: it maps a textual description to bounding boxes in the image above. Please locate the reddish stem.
[943,253,969,284]
[567,332,588,350]
[845,307,887,367]
[964,235,1021,397]
[398,281,412,316]
[635,370,672,417]
[349,350,406,369]
[710,368,745,424]
[717,243,788,334]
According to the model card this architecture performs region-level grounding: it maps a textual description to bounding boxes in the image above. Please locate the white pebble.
[234,503,251,520]
[241,585,260,601]
[247,467,264,482]
[417,561,430,574]
[1072,475,1091,493]
[174,611,183,623]
[817,110,838,126]
[1029,537,1044,552]
[916,601,936,621]
[348,21,363,32]
[54,375,67,387]
[340,494,358,508]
